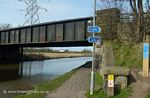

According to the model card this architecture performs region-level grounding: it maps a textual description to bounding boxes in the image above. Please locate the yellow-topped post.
[107,75,114,96]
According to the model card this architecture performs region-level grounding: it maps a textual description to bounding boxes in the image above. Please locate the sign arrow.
[88,26,101,33]
[87,36,101,43]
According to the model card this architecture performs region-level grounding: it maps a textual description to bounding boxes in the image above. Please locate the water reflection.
[21,57,92,76]
[21,61,44,76]
[0,57,92,82]
[0,57,92,98]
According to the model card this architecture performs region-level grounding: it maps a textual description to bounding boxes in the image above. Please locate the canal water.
[0,57,92,98]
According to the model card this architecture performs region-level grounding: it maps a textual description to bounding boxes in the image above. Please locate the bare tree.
[97,0,131,13]
[129,0,144,42]
[146,0,150,9]
[98,0,150,43]
[0,24,11,30]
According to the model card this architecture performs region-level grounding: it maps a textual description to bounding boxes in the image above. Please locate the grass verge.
[87,86,131,98]
[146,93,150,98]
[86,71,104,98]
[14,70,76,98]
[94,72,103,89]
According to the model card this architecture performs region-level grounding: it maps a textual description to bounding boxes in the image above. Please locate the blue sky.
[0,0,148,27]
[0,0,94,51]
[0,0,93,27]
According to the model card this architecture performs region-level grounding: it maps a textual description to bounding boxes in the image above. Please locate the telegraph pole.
[90,0,96,95]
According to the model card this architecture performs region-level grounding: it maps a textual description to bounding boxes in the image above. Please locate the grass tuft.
[87,87,131,98]
[146,93,150,98]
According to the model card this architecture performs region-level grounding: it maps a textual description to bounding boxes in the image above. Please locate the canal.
[0,57,92,98]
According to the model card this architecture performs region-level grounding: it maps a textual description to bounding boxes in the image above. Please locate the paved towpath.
[45,68,91,98]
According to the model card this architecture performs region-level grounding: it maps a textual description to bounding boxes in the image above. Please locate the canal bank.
[14,61,92,98]
[22,52,91,61]
[46,65,91,98]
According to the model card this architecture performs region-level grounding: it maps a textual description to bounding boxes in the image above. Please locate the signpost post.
[143,43,149,77]
[89,0,96,95]
[87,0,101,95]
[87,30,101,95]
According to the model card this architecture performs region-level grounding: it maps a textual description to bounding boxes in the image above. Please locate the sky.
[0,0,93,27]
[0,0,94,51]
[0,0,148,26]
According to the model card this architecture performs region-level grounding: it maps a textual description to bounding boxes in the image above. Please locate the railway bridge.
[0,8,120,62]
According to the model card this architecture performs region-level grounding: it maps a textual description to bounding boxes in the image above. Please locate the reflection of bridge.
[0,17,93,62]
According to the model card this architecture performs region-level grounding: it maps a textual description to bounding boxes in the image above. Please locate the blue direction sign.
[143,43,149,59]
[87,36,101,43]
[88,26,101,33]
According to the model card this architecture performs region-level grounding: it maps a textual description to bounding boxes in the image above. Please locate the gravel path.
[45,68,91,98]
[129,69,150,98]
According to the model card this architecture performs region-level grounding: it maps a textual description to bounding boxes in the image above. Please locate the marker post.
[143,43,149,78]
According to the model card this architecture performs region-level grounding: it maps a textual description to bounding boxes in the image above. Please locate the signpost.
[88,0,101,95]
[108,75,114,87]
[107,75,114,96]
[143,43,149,77]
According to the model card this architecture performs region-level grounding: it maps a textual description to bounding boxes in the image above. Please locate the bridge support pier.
[0,46,22,63]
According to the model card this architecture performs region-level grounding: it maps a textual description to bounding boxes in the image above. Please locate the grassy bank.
[14,70,76,98]
[146,93,150,98]
[112,42,143,68]
[86,71,131,98]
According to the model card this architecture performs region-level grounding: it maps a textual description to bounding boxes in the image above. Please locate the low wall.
[96,42,130,96]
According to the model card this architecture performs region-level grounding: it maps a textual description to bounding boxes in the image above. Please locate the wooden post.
[143,43,149,78]
[107,75,114,96]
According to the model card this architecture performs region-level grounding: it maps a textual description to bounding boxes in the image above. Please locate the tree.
[143,0,150,41]
[146,0,150,9]
[97,0,130,13]
[129,0,144,42]
[0,24,11,30]
[98,0,150,43]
